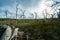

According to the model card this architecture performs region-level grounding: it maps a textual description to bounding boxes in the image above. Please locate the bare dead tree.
[14,0,19,25]
[22,10,26,19]
[49,13,56,24]
[50,2,60,19]
[5,9,8,24]
[43,9,48,21]
[19,9,26,19]
[15,0,19,19]
[51,14,55,19]
[5,9,8,18]
[57,9,60,19]
[34,12,37,19]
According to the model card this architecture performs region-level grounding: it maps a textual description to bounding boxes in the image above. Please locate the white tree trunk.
[0,26,12,40]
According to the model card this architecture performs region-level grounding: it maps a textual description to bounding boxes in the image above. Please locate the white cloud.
[0,0,60,19]
[34,0,60,18]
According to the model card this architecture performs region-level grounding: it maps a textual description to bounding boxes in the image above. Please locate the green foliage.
[0,18,60,40]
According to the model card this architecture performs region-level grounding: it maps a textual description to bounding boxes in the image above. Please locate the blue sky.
[0,0,60,19]
[0,0,40,8]
[0,0,40,18]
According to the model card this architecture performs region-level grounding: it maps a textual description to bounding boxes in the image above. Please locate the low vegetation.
[0,18,60,40]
